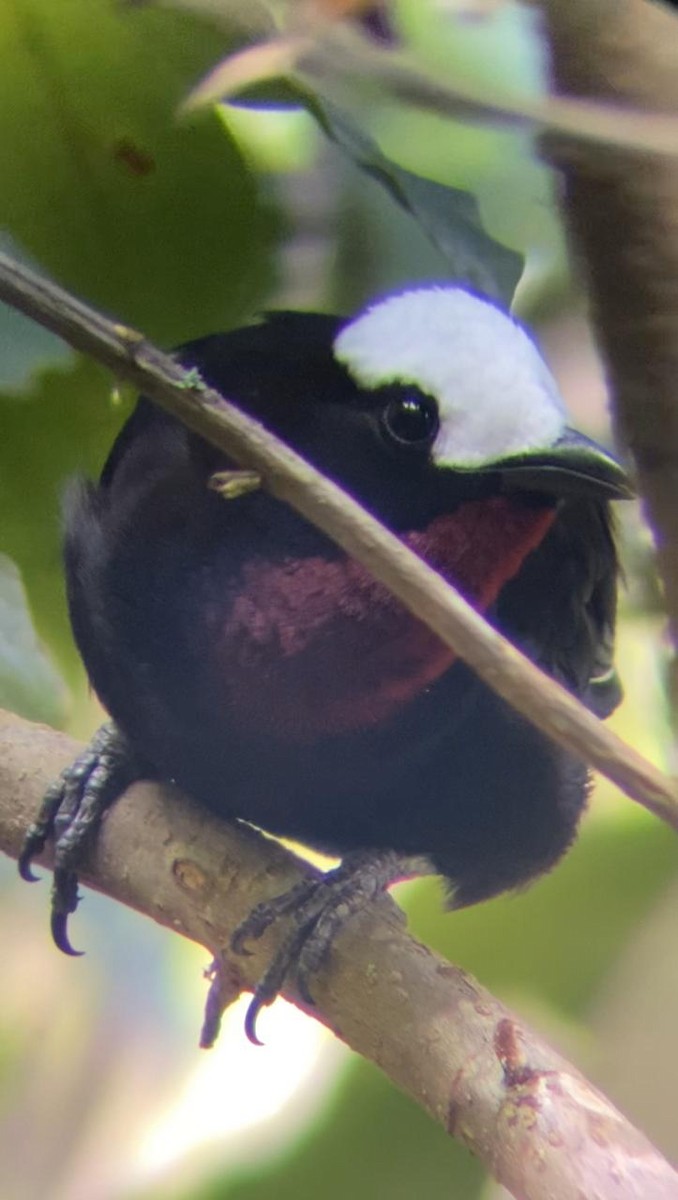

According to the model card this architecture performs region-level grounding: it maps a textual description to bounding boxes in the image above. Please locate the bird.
[20,285,631,1042]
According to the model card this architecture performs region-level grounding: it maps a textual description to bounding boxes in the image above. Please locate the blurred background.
[1,1,676,1197]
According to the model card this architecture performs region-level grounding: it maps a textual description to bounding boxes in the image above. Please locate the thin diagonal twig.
[0,250,675,829]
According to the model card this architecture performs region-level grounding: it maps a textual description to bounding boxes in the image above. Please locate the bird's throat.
[215,497,555,740]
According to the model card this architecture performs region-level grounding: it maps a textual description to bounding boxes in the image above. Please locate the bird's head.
[332,285,631,506]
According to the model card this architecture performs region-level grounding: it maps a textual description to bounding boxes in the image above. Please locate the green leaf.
[0,0,277,345]
[228,78,524,301]
[0,553,68,724]
[301,95,523,304]
[177,16,526,303]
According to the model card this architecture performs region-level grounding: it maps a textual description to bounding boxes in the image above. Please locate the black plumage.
[21,297,630,1038]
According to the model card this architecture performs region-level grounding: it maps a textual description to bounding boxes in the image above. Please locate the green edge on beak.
[482,429,633,501]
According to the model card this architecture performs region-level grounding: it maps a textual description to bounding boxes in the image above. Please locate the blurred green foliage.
[0,2,676,1200]
[0,0,275,344]
[0,553,69,723]
[0,358,131,685]
[198,1059,485,1200]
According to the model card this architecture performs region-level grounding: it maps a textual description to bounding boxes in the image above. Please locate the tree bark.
[1,708,677,1200]
[536,0,678,678]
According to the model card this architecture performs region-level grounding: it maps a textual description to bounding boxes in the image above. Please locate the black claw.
[231,912,272,957]
[199,959,243,1049]
[18,791,67,882]
[50,867,84,956]
[295,971,317,1008]
[244,996,266,1046]
[51,910,84,957]
[18,836,43,883]
[19,722,145,954]
[232,905,277,954]
[232,851,420,1041]
[230,877,320,958]
[230,928,255,957]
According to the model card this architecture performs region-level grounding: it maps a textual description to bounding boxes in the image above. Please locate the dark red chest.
[209,496,555,740]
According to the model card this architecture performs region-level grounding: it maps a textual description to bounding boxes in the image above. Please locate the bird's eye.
[381,393,439,448]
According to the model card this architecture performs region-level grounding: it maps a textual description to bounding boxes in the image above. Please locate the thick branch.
[0,250,676,829]
[535,0,678,663]
[2,709,677,1200]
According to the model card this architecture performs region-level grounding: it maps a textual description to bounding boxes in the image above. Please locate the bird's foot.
[231,849,427,1044]
[19,721,143,954]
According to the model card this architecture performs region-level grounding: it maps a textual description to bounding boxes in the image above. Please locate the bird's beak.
[482,429,634,501]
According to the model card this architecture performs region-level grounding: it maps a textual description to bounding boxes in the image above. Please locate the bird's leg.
[232,849,431,1043]
[19,722,145,954]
